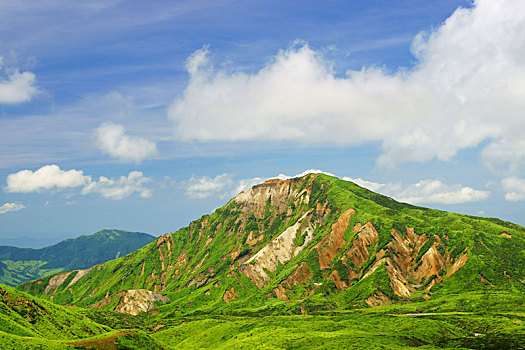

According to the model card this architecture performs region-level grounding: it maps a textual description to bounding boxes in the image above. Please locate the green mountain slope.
[0,229,155,286]
[0,283,164,349]
[19,174,525,317]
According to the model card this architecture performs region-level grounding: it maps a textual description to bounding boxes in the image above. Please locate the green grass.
[11,174,525,348]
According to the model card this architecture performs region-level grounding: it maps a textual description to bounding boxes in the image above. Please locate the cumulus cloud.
[0,202,25,214]
[185,173,234,199]
[182,169,490,205]
[480,138,525,175]
[344,177,490,204]
[273,169,335,180]
[5,165,153,200]
[5,164,91,193]
[81,171,152,200]
[185,170,334,199]
[501,177,525,201]
[94,122,158,163]
[0,60,38,104]
[169,0,525,168]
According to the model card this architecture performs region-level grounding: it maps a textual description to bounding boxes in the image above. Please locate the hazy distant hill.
[0,229,155,286]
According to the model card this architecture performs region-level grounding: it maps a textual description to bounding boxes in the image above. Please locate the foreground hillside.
[0,229,154,286]
[0,283,163,349]
[3,282,524,349]
[21,174,524,315]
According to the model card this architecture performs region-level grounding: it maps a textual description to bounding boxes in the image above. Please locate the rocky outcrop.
[90,289,169,316]
[44,272,72,294]
[274,262,313,300]
[240,212,314,288]
[68,267,93,287]
[346,221,379,269]
[365,290,391,307]
[223,287,238,303]
[316,209,355,269]
[233,177,313,219]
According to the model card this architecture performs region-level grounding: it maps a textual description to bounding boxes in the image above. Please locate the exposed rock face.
[329,270,348,290]
[274,262,313,300]
[90,289,169,316]
[365,291,391,307]
[316,209,355,269]
[233,178,312,219]
[358,227,469,297]
[240,212,314,288]
[68,267,93,287]
[346,221,379,269]
[44,272,72,294]
[223,287,238,303]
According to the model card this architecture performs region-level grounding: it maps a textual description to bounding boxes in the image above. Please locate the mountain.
[0,229,155,286]
[19,174,524,310]
[13,174,525,348]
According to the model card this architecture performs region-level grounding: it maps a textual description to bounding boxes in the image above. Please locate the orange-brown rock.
[316,208,355,269]
[447,252,468,277]
[273,284,288,300]
[223,287,238,303]
[365,291,391,307]
[346,221,379,269]
[329,270,348,290]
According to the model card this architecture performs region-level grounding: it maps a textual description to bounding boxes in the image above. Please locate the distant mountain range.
[0,229,155,286]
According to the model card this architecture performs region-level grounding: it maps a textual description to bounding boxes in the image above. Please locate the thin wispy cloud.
[0,202,26,214]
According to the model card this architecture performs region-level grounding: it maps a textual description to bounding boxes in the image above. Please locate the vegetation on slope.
[5,174,525,348]
[0,229,154,286]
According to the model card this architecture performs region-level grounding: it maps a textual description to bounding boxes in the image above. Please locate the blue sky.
[1,0,525,247]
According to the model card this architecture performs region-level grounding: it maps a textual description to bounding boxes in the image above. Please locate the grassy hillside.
[3,282,524,349]
[19,174,525,317]
[0,283,164,349]
[7,174,525,348]
[0,229,154,286]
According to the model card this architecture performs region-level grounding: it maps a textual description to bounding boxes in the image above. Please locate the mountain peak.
[19,174,525,316]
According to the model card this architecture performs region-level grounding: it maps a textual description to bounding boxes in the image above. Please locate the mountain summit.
[19,174,525,315]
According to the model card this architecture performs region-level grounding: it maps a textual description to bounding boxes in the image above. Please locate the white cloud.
[0,60,38,104]
[273,169,335,180]
[81,171,152,200]
[480,138,525,175]
[5,165,152,200]
[185,173,233,199]
[182,169,490,205]
[94,122,158,163]
[344,177,490,205]
[0,202,25,214]
[501,176,525,201]
[230,177,265,197]
[185,170,332,199]
[169,0,525,168]
[5,164,91,193]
